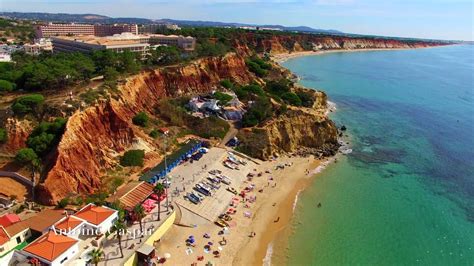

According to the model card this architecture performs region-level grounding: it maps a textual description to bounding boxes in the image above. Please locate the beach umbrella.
[164,253,171,259]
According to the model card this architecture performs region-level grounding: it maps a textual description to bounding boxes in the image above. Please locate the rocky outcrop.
[0,118,32,154]
[37,53,255,205]
[237,90,339,160]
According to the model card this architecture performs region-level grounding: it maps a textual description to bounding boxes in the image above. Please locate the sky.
[1,0,473,41]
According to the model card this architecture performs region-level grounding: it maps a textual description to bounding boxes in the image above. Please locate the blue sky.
[1,0,473,41]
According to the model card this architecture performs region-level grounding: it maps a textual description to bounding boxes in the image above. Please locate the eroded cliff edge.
[0,35,447,205]
[36,53,256,204]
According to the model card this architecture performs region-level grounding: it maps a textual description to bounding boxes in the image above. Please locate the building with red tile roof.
[72,204,118,234]
[0,214,21,227]
[22,231,78,266]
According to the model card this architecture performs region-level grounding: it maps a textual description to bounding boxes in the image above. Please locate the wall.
[123,211,176,266]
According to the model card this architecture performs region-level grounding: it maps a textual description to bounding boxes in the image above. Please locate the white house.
[52,216,85,239]
[21,231,79,266]
[72,203,118,235]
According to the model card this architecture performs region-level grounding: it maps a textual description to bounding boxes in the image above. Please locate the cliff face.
[235,34,443,54]
[37,53,255,205]
[237,91,339,160]
[0,118,32,154]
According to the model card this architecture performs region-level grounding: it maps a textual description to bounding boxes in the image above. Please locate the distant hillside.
[157,18,343,34]
[0,11,343,34]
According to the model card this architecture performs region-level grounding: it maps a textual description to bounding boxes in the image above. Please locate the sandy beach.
[155,151,331,266]
[271,48,418,63]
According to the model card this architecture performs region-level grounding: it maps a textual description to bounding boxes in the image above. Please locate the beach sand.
[155,154,327,265]
[271,48,418,63]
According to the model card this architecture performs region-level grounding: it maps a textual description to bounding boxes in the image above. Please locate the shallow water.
[281,45,474,265]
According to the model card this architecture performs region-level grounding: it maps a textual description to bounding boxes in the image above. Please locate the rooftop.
[52,33,194,47]
[23,231,78,262]
[54,216,84,232]
[0,213,21,227]
[74,204,116,226]
[107,181,154,210]
[0,227,9,245]
[23,209,66,233]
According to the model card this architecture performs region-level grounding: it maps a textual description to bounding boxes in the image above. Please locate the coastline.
[271,47,425,63]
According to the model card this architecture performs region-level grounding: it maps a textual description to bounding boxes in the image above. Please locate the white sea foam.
[263,241,274,266]
[292,189,302,212]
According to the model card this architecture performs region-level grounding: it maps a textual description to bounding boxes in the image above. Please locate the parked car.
[186,193,200,204]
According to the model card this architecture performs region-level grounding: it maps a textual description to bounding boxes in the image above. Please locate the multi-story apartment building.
[35,23,138,38]
[51,32,196,55]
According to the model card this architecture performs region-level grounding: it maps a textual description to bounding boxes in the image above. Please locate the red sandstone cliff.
[234,33,443,54]
[36,53,255,204]
[7,35,445,205]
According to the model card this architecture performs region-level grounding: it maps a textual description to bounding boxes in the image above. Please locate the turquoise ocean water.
[281,45,474,265]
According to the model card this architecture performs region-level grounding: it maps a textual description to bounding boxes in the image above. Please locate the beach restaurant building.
[140,139,202,183]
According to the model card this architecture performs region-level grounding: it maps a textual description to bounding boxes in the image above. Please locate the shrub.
[120,150,145,167]
[246,60,267,77]
[220,79,233,89]
[281,92,302,106]
[15,148,40,166]
[11,94,44,115]
[0,128,7,143]
[213,92,233,105]
[0,79,15,92]
[149,129,159,139]
[132,112,149,127]
[26,118,67,156]
[266,80,291,96]
[242,96,273,127]
[57,198,69,209]
[296,90,315,107]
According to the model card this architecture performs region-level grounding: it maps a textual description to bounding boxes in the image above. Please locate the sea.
[278,45,474,265]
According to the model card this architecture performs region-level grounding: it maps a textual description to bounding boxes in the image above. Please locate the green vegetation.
[120,150,145,167]
[234,84,265,101]
[11,94,45,115]
[149,129,159,139]
[213,91,233,105]
[132,112,149,127]
[0,50,141,93]
[57,198,69,209]
[220,79,233,89]
[0,79,15,92]
[15,148,40,167]
[26,118,67,156]
[79,88,107,105]
[295,90,315,107]
[0,128,7,144]
[0,18,35,43]
[265,79,307,107]
[281,92,302,106]
[246,57,272,77]
[147,46,181,66]
[196,39,231,57]
[242,97,273,127]
[156,99,229,139]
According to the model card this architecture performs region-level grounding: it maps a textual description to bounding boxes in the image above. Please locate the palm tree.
[153,183,165,221]
[88,248,104,266]
[113,218,126,258]
[133,204,146,236]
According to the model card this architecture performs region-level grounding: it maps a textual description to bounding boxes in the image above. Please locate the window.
[16,236,21,244]
[60,257,68,264]
[0,246,4,252]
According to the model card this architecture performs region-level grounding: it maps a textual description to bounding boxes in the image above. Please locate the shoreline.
[271,47,431,63]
